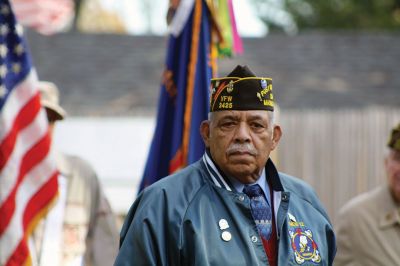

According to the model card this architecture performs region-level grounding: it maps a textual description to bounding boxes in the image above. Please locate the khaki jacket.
[32,152,119,266]
[335,185,400,266]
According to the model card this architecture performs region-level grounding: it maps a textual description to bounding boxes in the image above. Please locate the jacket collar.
[379,186,400,228]
[201,151,284,192]
[202,152,233,191]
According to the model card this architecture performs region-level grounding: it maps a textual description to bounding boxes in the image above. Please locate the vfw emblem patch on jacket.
[287,213,321,264]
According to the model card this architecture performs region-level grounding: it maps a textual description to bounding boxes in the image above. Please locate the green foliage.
[287,0,400,29]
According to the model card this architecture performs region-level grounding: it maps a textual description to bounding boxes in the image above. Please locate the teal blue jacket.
[115,153,336,265]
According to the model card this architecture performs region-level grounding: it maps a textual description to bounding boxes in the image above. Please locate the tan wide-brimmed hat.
[38,81,66,120]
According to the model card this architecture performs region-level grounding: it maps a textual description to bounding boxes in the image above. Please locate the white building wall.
[54,117,155,215]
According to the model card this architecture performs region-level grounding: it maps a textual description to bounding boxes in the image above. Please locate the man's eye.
[251,123,264,128]
[221,122,235,128]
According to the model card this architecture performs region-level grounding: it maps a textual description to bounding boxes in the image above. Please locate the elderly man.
[115,65,336,265]
[335,123,400,266]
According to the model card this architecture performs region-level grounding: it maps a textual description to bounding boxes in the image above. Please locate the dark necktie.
[243,184,272,240]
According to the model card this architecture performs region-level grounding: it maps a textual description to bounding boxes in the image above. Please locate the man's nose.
[234,122,251,143]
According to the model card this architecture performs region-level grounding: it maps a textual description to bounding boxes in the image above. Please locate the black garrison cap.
[209,65,274,112]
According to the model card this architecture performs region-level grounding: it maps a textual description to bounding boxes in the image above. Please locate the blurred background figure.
[335,123,400,265]
[29,81,119,266]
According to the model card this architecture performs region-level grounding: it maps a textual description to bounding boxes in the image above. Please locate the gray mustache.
[226,143,258,156]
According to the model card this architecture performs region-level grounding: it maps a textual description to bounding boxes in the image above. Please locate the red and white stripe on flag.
[10,0,74,35]
[0,1,59,265]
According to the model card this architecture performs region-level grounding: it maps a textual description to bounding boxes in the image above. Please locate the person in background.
[114,65,336,265]
[29,81,119,266]
[335,123,400,266]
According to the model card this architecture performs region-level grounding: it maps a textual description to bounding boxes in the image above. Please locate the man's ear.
[270,125,282,151]
[200,120,211,148]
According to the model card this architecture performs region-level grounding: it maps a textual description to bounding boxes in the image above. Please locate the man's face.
[200,110,281,184]
[385,149,400,203]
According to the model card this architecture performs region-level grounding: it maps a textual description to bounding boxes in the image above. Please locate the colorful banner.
[139,0,214,190]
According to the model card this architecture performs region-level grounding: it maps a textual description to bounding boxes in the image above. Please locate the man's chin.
[225,165,259,183]
[231,173,260,184]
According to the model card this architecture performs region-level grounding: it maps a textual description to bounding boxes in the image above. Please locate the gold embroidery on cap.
[227,80,234,93]
[256,92,262,102]
[218,95,233,109]
[263,99,274,107]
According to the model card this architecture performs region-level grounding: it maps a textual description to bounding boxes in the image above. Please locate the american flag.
[0,1,58,265]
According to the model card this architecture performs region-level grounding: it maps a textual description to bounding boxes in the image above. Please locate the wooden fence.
[275,107,400,224]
